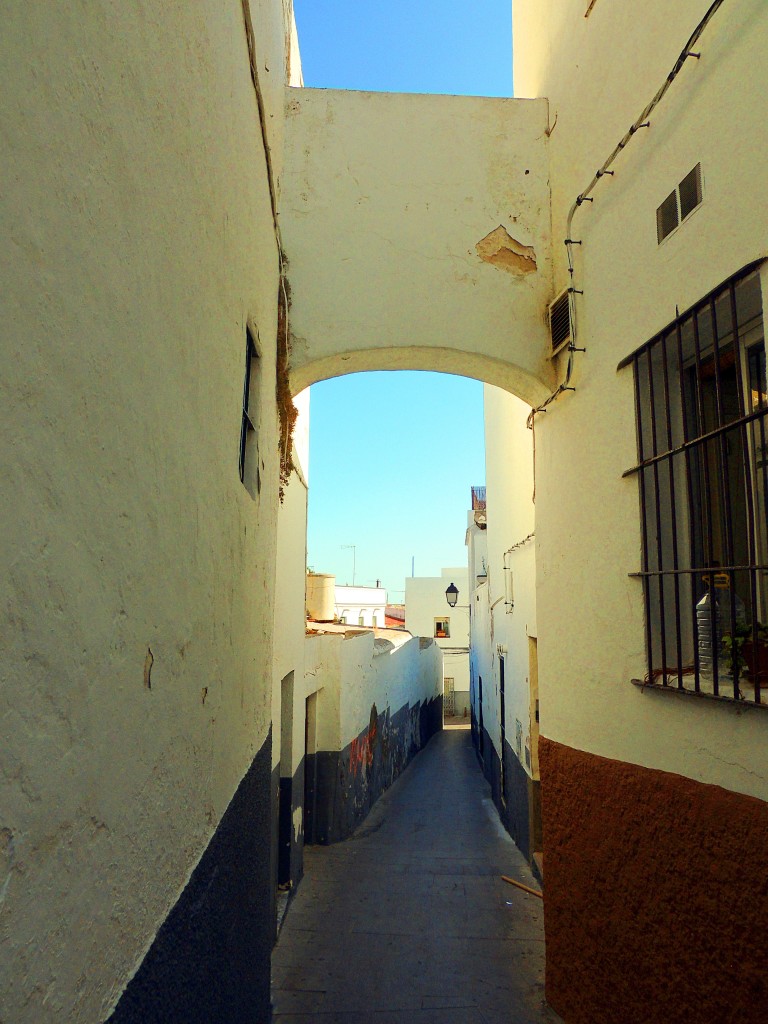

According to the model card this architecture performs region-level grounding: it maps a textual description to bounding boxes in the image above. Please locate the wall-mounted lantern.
[445,582,459,608]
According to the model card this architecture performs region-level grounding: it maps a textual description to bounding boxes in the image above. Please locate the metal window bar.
[675,320,702,690]
[624,265,768,706]
[751,350,768,698]
[691,304,722,695]
[660,330,684,688]
[710,295,740,696]
[729,288,763,703]
[646,345,669,679]
[633,356,655,684]
[239,328,257,483]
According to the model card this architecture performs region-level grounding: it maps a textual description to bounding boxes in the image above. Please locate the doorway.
[278,671,294,888]
[499,656,507,807]
[303,692,318,845]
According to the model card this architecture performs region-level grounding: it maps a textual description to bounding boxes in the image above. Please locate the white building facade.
[334,585,387,628]
[406,568,470,716]
[467,399,541,869]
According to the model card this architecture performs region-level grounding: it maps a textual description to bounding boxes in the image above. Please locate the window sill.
[631,678,768,711]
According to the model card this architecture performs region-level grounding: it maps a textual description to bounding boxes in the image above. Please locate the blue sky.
[296,0,512,602]
[293,1,512,98]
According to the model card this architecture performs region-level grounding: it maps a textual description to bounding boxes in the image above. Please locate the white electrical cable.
[528,0,728,427]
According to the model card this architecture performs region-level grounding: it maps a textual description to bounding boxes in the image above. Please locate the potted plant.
[742,623,768,690]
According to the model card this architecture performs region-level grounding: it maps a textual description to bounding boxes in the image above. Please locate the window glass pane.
[748,344,767,412]
[666,331,686,449]
[635,353,650,460]
[649,343,670,455]
[735,271,763,346]
[679,317,698,442]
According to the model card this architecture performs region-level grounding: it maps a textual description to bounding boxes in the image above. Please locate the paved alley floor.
[271,727,557,1023]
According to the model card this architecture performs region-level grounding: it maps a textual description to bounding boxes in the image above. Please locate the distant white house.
[335,584,387,628]
[405,568,470,717]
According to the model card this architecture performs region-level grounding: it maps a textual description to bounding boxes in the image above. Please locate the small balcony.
[471,485,486,511]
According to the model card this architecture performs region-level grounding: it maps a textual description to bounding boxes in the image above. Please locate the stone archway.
[279,87,555,407]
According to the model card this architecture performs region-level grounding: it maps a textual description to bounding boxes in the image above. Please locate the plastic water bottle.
[697,588,747,671]
[697,591,720,670]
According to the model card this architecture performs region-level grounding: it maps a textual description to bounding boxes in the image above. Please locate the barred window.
[622,264,768,705]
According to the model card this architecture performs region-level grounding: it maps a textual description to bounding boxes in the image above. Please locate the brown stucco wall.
[539,736,768,1024]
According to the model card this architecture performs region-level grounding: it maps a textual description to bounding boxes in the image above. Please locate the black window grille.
[621,263,768,705]
[239,327,259,494]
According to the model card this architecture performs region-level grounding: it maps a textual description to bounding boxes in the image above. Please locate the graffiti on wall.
[349,704,378,777]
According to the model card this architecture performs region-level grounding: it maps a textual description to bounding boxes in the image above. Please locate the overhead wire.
[528,0,727,428]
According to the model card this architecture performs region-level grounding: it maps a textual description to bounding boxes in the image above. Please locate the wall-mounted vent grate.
[679,163,703,220]
[657,163,703,243]
[656,190,679,243]
[548,289,572,353]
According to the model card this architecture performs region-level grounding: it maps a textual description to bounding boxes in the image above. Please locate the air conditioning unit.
[548,289,572,356]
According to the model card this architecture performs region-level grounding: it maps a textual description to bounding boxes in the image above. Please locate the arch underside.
[290,346,553,408]
[280,87,556,411]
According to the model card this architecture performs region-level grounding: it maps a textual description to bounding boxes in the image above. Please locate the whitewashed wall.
[406,570,470,648]
[406,570,470,710]
[1,3,299,1019]
[273,388,311,783]
[280,88,555,402]
[482,387,538,777]
[303,632,442,751]
[334,585,386,627]
[514,0,768,800]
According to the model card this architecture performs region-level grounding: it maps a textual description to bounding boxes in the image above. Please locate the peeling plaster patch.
[476,225,537,275]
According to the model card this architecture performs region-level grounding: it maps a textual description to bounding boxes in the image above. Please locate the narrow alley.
[271,726,557,1023]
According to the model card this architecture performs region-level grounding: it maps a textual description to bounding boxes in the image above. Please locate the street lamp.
[445,582,459,607]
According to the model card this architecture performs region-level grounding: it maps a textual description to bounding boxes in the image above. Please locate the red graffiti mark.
[349,707,378,777]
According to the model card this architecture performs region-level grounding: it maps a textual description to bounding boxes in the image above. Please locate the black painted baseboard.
[471,720,540,864]
[107,729,274,1024]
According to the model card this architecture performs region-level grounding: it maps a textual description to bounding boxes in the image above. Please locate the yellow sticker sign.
[702,572,730,589]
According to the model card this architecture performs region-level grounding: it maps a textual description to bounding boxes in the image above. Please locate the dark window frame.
[239,327,260,492]
[434,617,450,639]
[620,262,768,706]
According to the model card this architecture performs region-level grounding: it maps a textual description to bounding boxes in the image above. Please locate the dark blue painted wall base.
[107,729,274,1024]
[278,759,305,891]
[471,717,541,865]
[307,695,442,845]
[278,776,293,885]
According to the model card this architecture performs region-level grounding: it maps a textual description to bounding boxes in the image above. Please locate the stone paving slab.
[271,727,558,1023]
